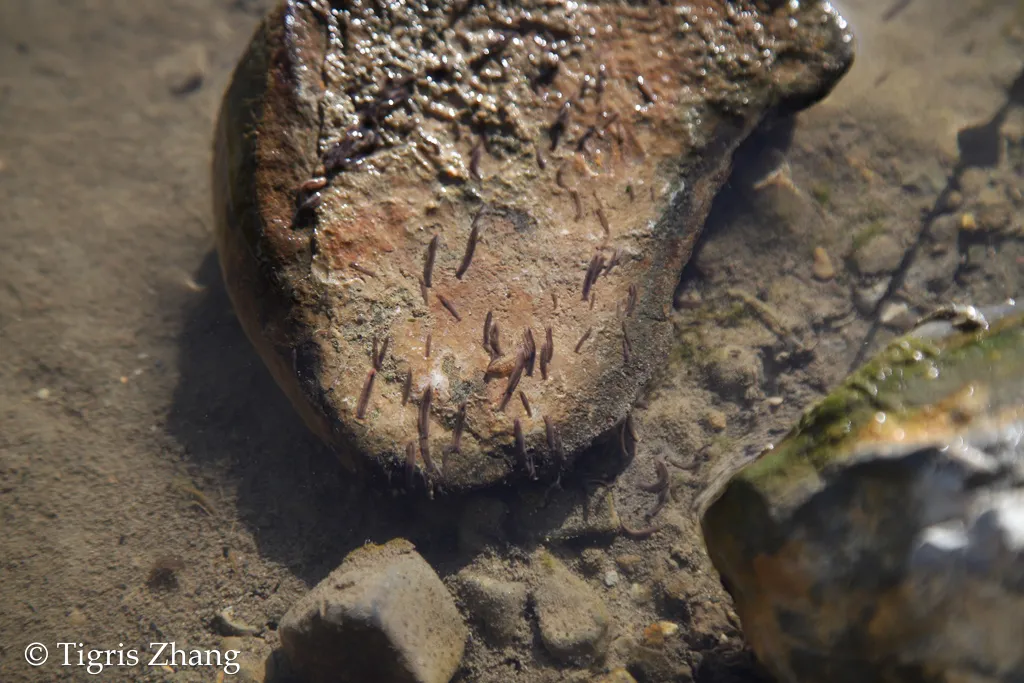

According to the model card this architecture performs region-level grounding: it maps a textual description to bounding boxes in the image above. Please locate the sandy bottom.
[1,0,1022,681]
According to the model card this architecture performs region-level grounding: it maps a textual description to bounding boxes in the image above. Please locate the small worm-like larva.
[555,161,570,189]
[519,390,533,417]
[375,336,390,370]
[535,142,547,170]
[523,328,536,376]
[595,201,610,237]
[549,101,571,151]
[582,253,605,301]
[294,191,322,216]
[451,400,467,454]
[423,234,439,288]
[356,369,377,419]
[470,139,483,180]
[619,418,636,462]
[620,521,662,538]
[514,418,535,479]
[402,370,413,405]
[298,176,328,194]
[551,291,559,311]
[418,387,438,476]
[575,327,592,353]
[438,293,462,321]
[499,351,525,411]
[539,326,553,379]
[570,189,583,221]
[596,64,607,101]
[489,322,502,357]
[455,212,481,280]
[350,261,378,278]
[637,74,657,104]
[483,310,493,351]
[626,283,638,317]
[639,458,670,495]
[425,333,432,358]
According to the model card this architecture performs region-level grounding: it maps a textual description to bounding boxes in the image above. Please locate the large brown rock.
[212,0,854,489]
[701,303,1024,683]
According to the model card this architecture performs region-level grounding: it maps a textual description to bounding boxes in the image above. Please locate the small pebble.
[812,246,835,280]
[628,583,653,605]
[959,212,978,232]
[705,409,727,432]
[879,302,915,330]
[764,396,784,408]
[853,233,903,276]
[614,554,643,576]
[36,388,51,400]
[67,607,87,627]
[603,570,620,588]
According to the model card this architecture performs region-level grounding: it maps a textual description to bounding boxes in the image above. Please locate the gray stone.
[280,539,467,683]
[852,233,904,276]
[453,570,528,646]
[532,549,611,664]
[702,344,761,402]
[702,302,1024,683]
[853,278,890,314]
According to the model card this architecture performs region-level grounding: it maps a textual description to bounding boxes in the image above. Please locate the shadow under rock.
[165,252,466,583]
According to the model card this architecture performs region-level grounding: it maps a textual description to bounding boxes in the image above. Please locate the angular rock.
[279,539,467,683]
[702,302,1024,683]
[453,570,529,646]
[212,0,854,490]
[532,548,610,664]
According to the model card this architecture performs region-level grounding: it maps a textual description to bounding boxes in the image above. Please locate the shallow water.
[1,1,1022,681]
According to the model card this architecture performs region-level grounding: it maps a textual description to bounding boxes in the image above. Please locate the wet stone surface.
[213,0,854,490]
[701,303,1024,683]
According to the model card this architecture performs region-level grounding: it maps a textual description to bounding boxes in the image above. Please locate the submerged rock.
[702,302,1024,683]
[453,570,529,646]
[532,548,610,664]
[212,0,854,489]
[279,539,467,683]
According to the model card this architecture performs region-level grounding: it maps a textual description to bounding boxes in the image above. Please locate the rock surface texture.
[279,539,467,683]
[702,303,1024,683]
[212,0,854,490]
